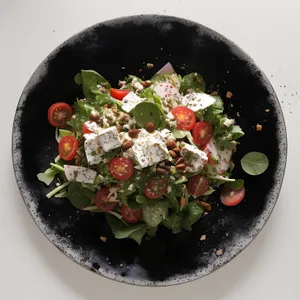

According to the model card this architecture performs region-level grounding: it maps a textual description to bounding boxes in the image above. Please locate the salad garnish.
[37,63,269,244]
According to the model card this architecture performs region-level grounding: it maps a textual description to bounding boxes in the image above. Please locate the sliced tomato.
[95,187,118,212]
[144,177,168,199]
[171,106,196,131]
[121,205,143,224]
[48,102,72,128]
[58,136,78,161]
[82,123,93,134]
[207,152,217,165]
[192,121,213,146]
[220,186,245,206]
[187,175,209,198]
[110,88,131,100]
[109,157,134,181]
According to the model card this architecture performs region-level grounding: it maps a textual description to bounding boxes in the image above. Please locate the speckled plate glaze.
[12,15,287,286]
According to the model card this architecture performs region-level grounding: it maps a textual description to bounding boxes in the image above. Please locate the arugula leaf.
[180,73,206,94]
[181,202,204,231]
[143,200,168,227]
[106,215,147,245]
[37,166,61,186]
[225,179,244,190]
[241,152,269,175]
[67,182,94,209]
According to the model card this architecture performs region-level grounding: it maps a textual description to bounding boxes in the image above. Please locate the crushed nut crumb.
[226,91,233,99]
[216,249,223,256]
[256,123,263,131]
[265,109,270,112]
[146,63,154,68]
[120,264,124,268]
[200,235,206,241]
[100,236,108,242]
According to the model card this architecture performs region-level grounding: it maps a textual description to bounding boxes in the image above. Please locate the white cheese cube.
[132,137,150,168]
[122,92,144,113]
[148,135,170,165]
[160,129,175,141]
[98,126,121,152]
[84,133,104,165]
[181,92,216,111]
[180,143,208,172]
[64,165,97,184]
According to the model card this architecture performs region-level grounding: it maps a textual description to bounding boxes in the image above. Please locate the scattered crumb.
[265,109,270,112]
[160,47,163,50]
[121,66,126,70]
[100,236,108,242]
[199,200,211,211]
[120,264,124,268]
[146,63,154,68]
[138,68,143,72]
[211,91,218,96]
[203,212,208,216]
[216,249,223,256]
[225,232,229,236]
[226,91,233,99]
[256,124,263,131]
[237,112,240,117]
[200,235,206,241]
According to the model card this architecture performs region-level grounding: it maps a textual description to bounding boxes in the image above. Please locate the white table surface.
[1,0,299,299]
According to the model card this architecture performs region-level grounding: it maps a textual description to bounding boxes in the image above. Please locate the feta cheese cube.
[132,77,144,91]
[160,129,175,141]
[223,118,235,127]
[132,137,150,168]
[83,121,102,134]
[165,112,177,130]
[122,92,144,113]
[181,92,216,111]
[84,133,104,165]
[98,126,121,152]
[180,143,208,172]
[64,165,97,184]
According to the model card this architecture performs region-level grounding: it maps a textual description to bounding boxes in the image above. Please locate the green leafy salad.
[38,63,269,244]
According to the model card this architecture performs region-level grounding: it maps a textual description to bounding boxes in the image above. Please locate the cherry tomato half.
[109,157,134,181]
[220,186,245,206]
[82,123,93,135]
[95,187,118,212]
[58,136,78,161]
[121,205,143,224]
[48,102,72,128]
[187,175,209,198]
[110,88,131,100]
[144,177,168,199]
[171,106,196,131]
[192,121,213,146]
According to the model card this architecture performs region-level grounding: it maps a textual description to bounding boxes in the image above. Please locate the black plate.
[12,15,287,286]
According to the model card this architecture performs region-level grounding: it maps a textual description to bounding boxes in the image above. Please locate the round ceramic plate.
[12,15,287,286]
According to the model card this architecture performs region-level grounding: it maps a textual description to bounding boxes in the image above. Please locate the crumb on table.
[216,249,223,256]
[226,91,233,99]
[256,123,263,131]
[146,63,154,68]
[200,235,206,241]
[100,236,108,242]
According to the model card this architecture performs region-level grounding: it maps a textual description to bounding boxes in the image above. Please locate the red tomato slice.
[110,88,131,100]
[207,152,217,165]
[171,106,196,131]
[144,177,168,199]
[58,136,78,161]
[82,123,93,135]
[121,205,143,224]
[192,121,213,146]
[109,157,134,181]
[95,187,118,212]
[48,102,72,128]
[220,186,245,206]
[187,175,209,198]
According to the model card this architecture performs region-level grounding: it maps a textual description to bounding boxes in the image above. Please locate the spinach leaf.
[241,152,269,175]
[105,215,147,245]
[133,102,161,127]
[67,182,94,209]
[136,195,147,204]
[163,214,183,234]
[180,73,206,94]
[143,200,168,227]
[140,88,164,115]
[225,179,244,190]
[181,202,204,231]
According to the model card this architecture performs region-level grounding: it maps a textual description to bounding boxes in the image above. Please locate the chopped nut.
[90,111,101,123]
[146,63,154,68]
[156,167,169,174]
[256,123,263,131]
[199,201,211,211]
[176,163,186,169]
[122,140,133,150]
[118,80,126,87]
[141,80,153,87]
[168,150,177,158]
[166,140,177,150]
[200,235,206,241]
[226,91,233,99]
[176,157,185,165]
[265,109,270,112]
[116,124,122,132]
[158,161,165,167]
[216,249,223,256]
[128,129,140,138]
[145,122,156,133]
[99,86,107,93]
[162,165,171,171]
[180,197,187,207]
[100,236,108,242]
[75,155,82,166]
[173,147,181,154]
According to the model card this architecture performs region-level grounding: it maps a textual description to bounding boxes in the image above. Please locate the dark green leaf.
[180,73,206,94]
[136,195,147,204]
[241,152,269,175]
[143,200,168,227]
[133,102,161,127]
[146,226,158,238]
[163,214,183,234]
[225,179,244,190]
[74,73,83,85]
[181,202,204,231]
[67,182,94,209]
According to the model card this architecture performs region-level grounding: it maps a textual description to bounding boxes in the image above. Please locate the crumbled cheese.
[216,249,223,256]
[165,112,177,130]
[102,107,117,125]
[128,184,134,191]
[122,92,145,113]
[122,148,135,159]
[83,121,102,134]
[223,118,235,127]
[132,77,144,92]
[84,133,104,165]
[181,92,216,111]
[64,165,97,184]
[200,235,206,241]
[180,143,208,172]
[160,128,175,141]
[98,126,122,152]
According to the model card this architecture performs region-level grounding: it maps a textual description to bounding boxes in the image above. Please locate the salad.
[38,63,268,244]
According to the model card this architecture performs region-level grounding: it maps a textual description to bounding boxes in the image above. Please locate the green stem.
[46,182,70,199]
[50,163,64,172]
